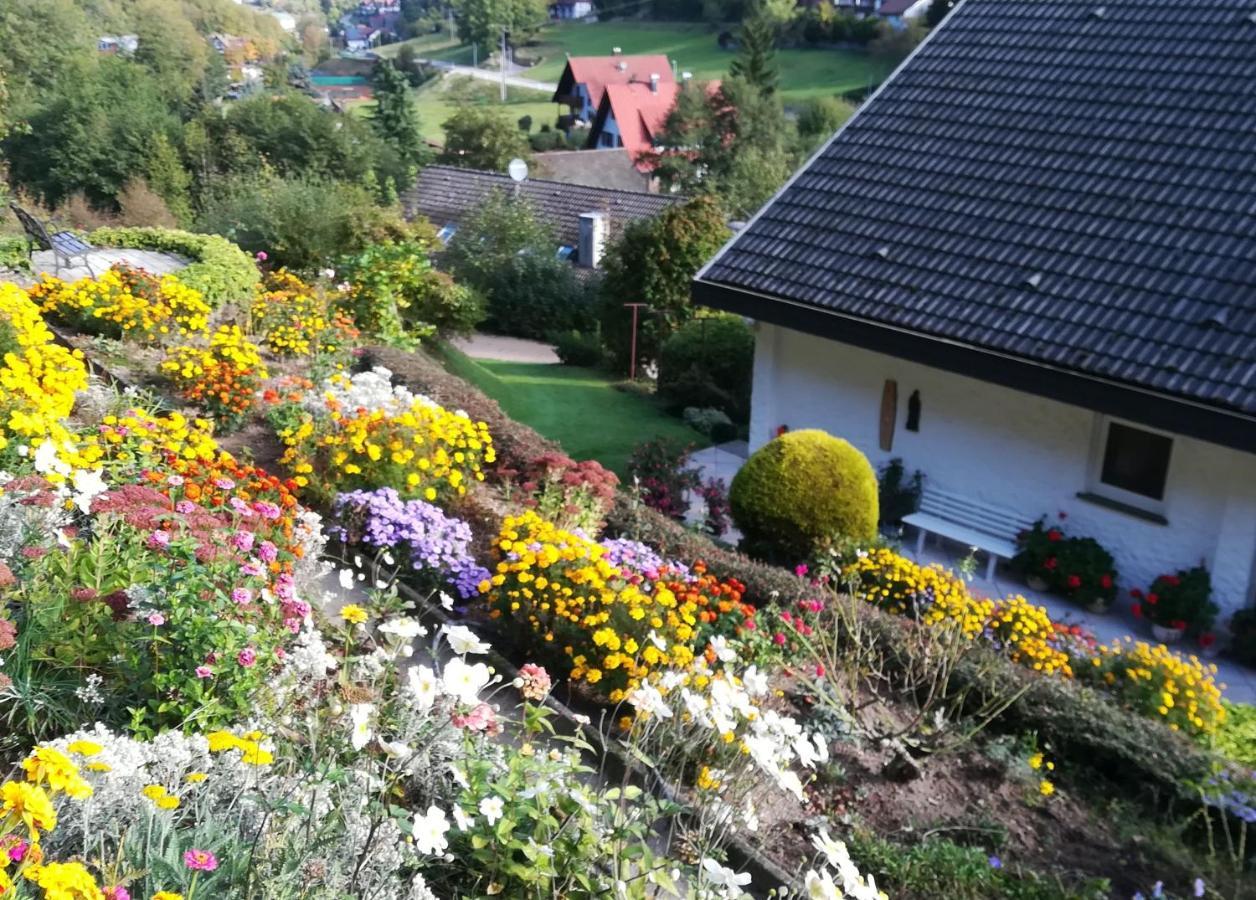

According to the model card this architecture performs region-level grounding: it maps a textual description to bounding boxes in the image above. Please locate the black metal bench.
[9,203,96,276]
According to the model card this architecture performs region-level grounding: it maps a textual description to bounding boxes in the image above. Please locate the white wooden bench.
[902,488,1036,580]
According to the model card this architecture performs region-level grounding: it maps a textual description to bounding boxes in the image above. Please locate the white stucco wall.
[749,323,1256,617]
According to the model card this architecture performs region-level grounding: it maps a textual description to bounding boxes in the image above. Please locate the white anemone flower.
[411,805,450,855]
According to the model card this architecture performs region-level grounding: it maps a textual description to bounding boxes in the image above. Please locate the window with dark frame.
[1099,421,1173,501]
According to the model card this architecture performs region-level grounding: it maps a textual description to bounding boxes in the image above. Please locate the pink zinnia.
[231,588,253,606]
[214,478,236,491]
[8,838,29,862]
[147,530,171,550]
[167,475,184,487]
[516,663,552,701]
[257,541,278,563]
[175,500,197,515]
[184,848,219,872]
[230,531,255,552]
[147,613,165,627]
[241,560,265,578]
[104,887,131,900]
[237,647,256,668]
[195,666,213,679]
[773,633,787,646]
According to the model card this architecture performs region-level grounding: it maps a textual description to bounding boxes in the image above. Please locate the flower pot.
[1025,574,1050,592]
[1151,624,1186,644]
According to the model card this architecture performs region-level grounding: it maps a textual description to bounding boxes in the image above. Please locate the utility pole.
[500,25,508,102]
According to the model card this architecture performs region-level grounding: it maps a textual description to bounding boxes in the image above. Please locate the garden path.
[451,333,560,364]
[2,249,189,288]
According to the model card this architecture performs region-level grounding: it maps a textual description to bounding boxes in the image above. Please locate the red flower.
[1199,633,1217,648]
[1043,557,1058,570]
[1066,574,1082,590]
[1047,529,1063,542]
[1058,510,1069,520]
[1171,619,1187,630]
[1099,574,1113,589]
[1129,588,1143,599]
[1162,575,1181,588]
[1132,603,1143,618]
[1146,592,1158,605]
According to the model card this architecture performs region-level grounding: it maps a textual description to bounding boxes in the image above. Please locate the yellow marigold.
[340,604,369,625]
[22,746,93,800]
[66,740,103,758]
[21,860,103,900]
[1,780,58,838]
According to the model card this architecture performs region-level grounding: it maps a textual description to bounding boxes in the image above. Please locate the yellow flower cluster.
[160,326,269,428]
[1,747,97,898]
[480,511,699,701]
[250,271,357,358]
[1083,638,1225,736]
[0,283,89,465]
[280,396,494,504]
[69,408,222,475]
[207,728,275,766]
[844,549,1072,677]
[28,267,210,344]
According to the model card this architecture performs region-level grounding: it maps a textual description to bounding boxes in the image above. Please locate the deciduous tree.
[438,106,530,171]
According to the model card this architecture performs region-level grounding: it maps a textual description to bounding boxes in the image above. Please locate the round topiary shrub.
[730,429,878,562]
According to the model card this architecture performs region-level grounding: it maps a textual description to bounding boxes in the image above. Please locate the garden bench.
[9,202,96,276]
[903,487,1036,580]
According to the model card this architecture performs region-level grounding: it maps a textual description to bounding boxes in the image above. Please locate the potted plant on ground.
[1055,536,1118,613]
[1131,565,1216,644]
[1013,518,1064,592]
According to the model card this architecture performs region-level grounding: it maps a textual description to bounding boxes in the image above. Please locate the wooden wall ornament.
[879,379,897,451]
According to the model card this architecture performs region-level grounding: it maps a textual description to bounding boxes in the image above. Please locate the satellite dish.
[507,158,529,183]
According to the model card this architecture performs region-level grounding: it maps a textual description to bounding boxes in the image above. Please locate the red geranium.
[1047,529,1063,542]
[1099,574,1113,589]
[1066,574,1082,589]
[1146,592,1158,605]
[1132,603,1143,618]
[1044,557,1057,570]
[1199,633,1217,648]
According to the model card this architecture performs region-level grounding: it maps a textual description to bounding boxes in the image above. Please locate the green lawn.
[412,76,560,143]
[439,347,708,477]
[521,21,889,101]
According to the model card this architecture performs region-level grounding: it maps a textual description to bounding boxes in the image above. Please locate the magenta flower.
[255,251,268,262]
[237,647,256,668]
[257,541,278,563]
[230,531,255,553]
[147,613,165,627]
[195,666,213,679]
[104,887,131,900]
[184,848,219,872]
[167,475,184,487]
[214,477,236,491]
[176,500,197,515]
[147,530,172,550]
[7,838,29,862]
[229,498,255,517]
[231,588,253,606]
[241,560,265,578]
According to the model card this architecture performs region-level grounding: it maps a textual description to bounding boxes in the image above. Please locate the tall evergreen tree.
[729,13,779,96]
[371,61,425,167]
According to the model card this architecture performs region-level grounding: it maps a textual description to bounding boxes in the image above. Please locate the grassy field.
[521,21,888,101]
[439,347,707,477]
[374,31,477,66]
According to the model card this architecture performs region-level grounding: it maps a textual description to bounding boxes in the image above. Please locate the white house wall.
[749,323,1256,616]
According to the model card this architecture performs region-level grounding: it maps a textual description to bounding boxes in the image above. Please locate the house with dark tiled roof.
[694,0,1256,617]
[401,165,681,268]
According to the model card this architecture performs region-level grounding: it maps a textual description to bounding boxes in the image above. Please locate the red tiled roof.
[597,80,720,169]
[559,55,673,109]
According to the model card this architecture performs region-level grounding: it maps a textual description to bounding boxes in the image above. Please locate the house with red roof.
[586,76,719,171]
[551,50,674,124]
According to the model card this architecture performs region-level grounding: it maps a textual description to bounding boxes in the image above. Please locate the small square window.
[1086,416,1174,513]
[1099,422,1172,500]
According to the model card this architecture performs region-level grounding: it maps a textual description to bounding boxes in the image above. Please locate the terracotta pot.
[1025,574,1050,592]
[1151,624,1186,644]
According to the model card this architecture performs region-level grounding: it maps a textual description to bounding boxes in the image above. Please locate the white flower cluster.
[804,830,886,900]
[307,366,434,417]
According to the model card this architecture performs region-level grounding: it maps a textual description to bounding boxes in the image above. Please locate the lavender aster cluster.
[601,538,692,583]
[332,488,489,599]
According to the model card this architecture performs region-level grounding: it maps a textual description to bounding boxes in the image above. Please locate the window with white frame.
[1086,415,1174,513]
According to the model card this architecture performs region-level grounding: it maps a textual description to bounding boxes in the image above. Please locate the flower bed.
[89,226,259,307]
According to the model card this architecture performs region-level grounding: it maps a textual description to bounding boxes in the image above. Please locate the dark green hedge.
[368,341,1222,804]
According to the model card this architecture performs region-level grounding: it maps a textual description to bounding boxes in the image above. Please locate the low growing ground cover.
[438,344,708,477]
[2,255,1254,900]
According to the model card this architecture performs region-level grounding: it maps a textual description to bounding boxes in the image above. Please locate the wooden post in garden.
[625,302,647,380]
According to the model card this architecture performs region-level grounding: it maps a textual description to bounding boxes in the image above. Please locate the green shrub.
[90,226,257,306]
[1230,608,1256,668]
[878,457,923,527]
[730,429,878,562]
[552,329,605,368]
[1214,702,1256,766]
[657,314,754,422]
[683,406,736,442]
[479,254,598,340]
[0,235,29,271]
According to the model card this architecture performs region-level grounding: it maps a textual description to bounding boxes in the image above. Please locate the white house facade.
[693,0,1256,626]
[746,323,1256,616]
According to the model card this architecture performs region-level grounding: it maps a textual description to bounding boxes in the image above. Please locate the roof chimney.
[612,46,622,55]
[578,212,608,269]
[617,60,627,71]
[649,73,660,93]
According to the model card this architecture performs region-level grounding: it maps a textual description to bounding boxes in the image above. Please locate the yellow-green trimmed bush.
[730,429,878,562]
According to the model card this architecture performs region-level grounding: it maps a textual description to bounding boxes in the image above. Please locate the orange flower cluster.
[672,565,756,646]
[161,327,269,431]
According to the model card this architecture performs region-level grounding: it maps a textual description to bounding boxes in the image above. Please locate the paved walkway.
[10,248,188,287]
[420,59,558,92]
[452,333,560,364]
